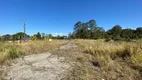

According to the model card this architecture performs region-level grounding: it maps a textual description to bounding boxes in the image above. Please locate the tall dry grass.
[65,39,142,80]
[0,42,24,63]
[75,39,142,66]
[22,40,68,54]
[0,40,68,63]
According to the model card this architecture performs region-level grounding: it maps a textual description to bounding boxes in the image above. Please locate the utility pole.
[24,21,26,41]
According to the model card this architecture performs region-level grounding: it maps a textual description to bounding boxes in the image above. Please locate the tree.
[136,27,142,38]
[74,21,82,38]
[88,19,97,38]
[72,19,141,41]
[36,32,41,39]
[12,32,30,41]
[80,22,90,38]
[73,20,104,39]
[93,27,105,39]
[68,33,73,39]
[41,33,45,39]
[88,19,97,31]
[73,20,97,39]
[110,25,122,40]
[106,29,112,38]
[74,21,82,32]
[121,29,134,40]
[47,34,52,39]
[2,34,12,40]
[68,32,75,39]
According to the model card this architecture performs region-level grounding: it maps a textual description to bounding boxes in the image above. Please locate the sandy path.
[0,43,76,80]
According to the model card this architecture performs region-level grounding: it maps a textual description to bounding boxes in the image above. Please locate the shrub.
[8,46,18,58]
[31,36,37,41]
[105,38,111,42]
[7,46,25,59]
[0,44,25,63]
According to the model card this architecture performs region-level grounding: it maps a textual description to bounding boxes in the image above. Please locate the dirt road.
[0,43,77,80]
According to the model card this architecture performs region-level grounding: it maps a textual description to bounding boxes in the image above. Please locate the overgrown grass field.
[64,39,142,80]
[0,39,142,80]
[0,40,68,63]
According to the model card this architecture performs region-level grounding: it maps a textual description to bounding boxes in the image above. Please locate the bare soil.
[0,43,77,80]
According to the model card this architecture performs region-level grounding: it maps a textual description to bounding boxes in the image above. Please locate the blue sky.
[0,0,142,36]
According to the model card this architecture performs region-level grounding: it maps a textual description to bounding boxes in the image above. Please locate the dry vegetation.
[76,40,142,66]
[62,39,142,80]
[0,39,142,80]
[0,40,68,63]
[22,40,68,54]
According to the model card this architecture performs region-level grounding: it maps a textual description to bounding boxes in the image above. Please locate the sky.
[0,0,142,36]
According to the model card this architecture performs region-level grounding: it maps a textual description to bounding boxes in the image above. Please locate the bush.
[105,38,111,42]
[8,47,18,59]
[7,46,25,59]
[31,36,37,41]
[125,38,131,42]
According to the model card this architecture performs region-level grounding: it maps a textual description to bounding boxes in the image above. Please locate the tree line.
[69,19,142,41]
[0,32,30,41]
[0,32,68,41]
[0,19,142,41]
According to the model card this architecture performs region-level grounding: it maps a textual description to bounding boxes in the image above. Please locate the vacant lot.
[0,40,68,63]
[0,39,142,80]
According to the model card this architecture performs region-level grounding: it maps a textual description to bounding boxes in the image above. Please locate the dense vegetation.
[69,19,142,41]
[0,32,30,41]
[0,32,67,41]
